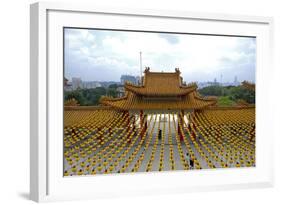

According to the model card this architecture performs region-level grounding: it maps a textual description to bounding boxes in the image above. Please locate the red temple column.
[140,110,144,127]
[178,111,184,142]
[133,115,136,131]
[144,114,148,131]
[188,123,191,131]
[193,123,197,131]
[108,127,112,137]
[140,110,144,138]
[181,110,185,128]
[145,114,148,129]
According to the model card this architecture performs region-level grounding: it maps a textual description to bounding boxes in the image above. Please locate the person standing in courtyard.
[186,153,193,169]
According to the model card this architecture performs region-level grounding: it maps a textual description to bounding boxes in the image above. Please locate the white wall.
[0,0,280,204]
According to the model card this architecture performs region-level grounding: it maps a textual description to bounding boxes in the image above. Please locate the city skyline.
[64,28,256,83]
[66,74,246,84]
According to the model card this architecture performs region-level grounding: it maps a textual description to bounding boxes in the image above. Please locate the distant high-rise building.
[136,76,141,85]
[120,75,137,85]
[234,76,240,86]
[116,87,125,97]
[72,77,82,90]
[82,81,102,89]
[64,77,73,91]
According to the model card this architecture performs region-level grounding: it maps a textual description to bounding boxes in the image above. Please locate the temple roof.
[100,68,217,110]
[125,68,197,96]
[242,81,255,91]
[100,91,217,110]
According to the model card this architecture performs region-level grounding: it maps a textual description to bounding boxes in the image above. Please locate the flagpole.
[140,51,142,85]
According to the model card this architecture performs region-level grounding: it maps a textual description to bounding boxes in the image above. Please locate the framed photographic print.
[30,2,274,202]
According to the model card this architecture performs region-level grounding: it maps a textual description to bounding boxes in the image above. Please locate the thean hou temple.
[100,68,217,110]
[64,68,255,176]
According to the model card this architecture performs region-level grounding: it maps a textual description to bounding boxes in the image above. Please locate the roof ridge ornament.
[175,68,181,74]
[144,67,150,73]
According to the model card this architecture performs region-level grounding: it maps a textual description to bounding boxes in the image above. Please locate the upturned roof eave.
[124,83,197,97]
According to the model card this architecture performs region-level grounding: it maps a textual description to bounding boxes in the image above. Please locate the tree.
[108,84,118,89]
[217,96,235,106]
[229,86,255,104]
[107,88,117,98]
[64,87,107,106]
[198,85,255,105]
[198,86,223,96]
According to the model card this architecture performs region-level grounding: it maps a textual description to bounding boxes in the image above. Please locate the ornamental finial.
[175,68,181,74]
[144,67,150,73]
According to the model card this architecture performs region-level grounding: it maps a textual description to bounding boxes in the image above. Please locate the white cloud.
[64,28,256,82]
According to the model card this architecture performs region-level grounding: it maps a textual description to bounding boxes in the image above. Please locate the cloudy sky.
[64,28,256,83]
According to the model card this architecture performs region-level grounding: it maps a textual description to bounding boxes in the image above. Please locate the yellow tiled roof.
[242,81,255,91]
[125,69,197,96]
[100,68,217,110]
[100,91,217,110]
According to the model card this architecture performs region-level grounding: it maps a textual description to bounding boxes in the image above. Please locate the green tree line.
[198,85,255,106]
[64,84,119,106]
[65,84,255,107]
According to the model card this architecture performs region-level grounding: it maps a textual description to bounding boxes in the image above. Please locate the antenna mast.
[140,51,142,85]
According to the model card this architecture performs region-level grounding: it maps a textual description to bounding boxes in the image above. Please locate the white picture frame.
[30,2,274,202]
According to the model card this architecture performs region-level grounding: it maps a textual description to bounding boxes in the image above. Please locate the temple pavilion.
[63,68,255,176]
[100,67,217,110]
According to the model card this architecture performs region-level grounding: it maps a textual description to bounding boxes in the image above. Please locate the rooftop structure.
[100,68,217,110]
[120,75,138,85]
[242,81,255,91]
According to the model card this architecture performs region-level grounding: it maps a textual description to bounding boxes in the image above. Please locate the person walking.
[186,153,194,169]
[158,129,162,140]
[190,157,194,169]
